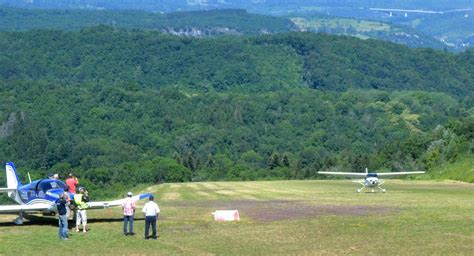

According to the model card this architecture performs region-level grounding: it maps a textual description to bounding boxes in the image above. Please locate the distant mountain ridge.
[0,6,458,51]
[0,7,294,35]
[1,1,472,50]
[1,0,472,11]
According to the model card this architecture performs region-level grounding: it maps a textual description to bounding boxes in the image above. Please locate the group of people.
[55,173,89,240]
[54,173,160,240]
[122,192,161,240]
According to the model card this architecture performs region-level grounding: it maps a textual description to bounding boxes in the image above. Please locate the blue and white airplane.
[318,168,425,193]
[0,162,152,224]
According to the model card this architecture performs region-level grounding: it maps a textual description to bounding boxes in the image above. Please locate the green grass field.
[1,180,473,255]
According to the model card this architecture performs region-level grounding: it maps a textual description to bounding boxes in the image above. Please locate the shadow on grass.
[0,214,146,227]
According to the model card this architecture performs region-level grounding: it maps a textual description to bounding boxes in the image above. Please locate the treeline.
[0,28,472,198]
[0,7,294,35]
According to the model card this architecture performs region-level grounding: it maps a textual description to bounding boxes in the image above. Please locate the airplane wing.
[376,171,425,177]
[86,193,153,210]
[352,179,365,186]
[318,171,367,178]
[0,188,17,193]
[0,193,153,214]
[0,203,54,214]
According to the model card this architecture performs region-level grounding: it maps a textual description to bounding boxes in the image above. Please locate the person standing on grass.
[122,192,136,236]
[74,187,89,232]
[142,195,160,239]
[56,193,69,240]
[63,186,72,219]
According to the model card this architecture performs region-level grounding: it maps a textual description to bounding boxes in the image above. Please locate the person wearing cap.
[142,195,160,239]
[122,192,136,236]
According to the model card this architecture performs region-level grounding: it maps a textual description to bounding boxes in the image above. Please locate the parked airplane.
[0,162,152,224]
[318,168,425,193]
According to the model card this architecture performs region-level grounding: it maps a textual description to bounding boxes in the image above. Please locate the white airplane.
[318,168,425,193]
[0,162,153,224]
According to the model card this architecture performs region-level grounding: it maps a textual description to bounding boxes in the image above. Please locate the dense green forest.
[0,7,294,35]
[1,6,468,52]
[2,0,472,49]
[0,27,472,198]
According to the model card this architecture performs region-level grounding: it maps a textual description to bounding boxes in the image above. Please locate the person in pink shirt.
[122,192,136,236]
[65,173,79,194]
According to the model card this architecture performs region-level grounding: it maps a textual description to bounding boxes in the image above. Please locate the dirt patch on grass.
[215,190,237,195]
[162,192,181,200]
[196,191,212,197]
[238,194,259,200]
[201,183,220,189]
[245,202,396,222]
[186,183,199,189]
[174,200,398,222]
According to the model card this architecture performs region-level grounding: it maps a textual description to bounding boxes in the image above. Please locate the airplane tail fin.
[1,162,22,203]
[5,162,22,189]
[365,167,368,175]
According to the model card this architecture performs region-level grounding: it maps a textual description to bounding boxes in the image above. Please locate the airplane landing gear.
[14,212,24,225]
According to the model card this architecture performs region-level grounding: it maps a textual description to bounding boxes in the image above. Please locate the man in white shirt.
[142,195,160,239]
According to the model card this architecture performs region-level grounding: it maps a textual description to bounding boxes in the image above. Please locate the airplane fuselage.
[360,173,386,192]
[15,179,69,213]
[1,162,153,224]
[318,169,423,193]
[364,176,379,187]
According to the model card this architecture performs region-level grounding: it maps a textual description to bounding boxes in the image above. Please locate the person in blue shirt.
[56,193,69,240]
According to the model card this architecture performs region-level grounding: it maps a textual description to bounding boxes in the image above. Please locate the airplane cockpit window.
[38,180,66,192]
[367,173,378,178]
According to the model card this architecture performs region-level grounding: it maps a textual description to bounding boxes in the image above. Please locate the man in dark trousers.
[122,192,136,236]
[142,195,160,239]
[56,193,69,240]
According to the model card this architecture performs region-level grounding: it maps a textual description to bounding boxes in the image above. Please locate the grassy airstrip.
[1,180,473,255]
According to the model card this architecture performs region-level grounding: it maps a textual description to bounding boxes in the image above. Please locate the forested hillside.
[0,7,294,35]
[0,28,472,197]
[0,6,467,52]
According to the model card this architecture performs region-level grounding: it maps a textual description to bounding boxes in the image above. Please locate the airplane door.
[28,189,36,198]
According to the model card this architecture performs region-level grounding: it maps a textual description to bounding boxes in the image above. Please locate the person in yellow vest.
[74,187,89,232]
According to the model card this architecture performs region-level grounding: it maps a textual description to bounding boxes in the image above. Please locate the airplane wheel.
[14,217,24,225]
[382,189,386,193]
[357,189,361,193]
